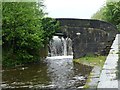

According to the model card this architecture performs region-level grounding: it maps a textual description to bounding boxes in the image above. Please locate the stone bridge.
[55,18,118,59]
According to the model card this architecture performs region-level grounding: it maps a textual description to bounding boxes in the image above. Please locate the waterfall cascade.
[48,36,73,57]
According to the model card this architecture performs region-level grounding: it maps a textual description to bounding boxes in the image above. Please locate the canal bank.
[80,34,119,89]
[73,56,106,88]
[97,34,119,88]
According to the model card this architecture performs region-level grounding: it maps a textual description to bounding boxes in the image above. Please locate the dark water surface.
[2,56,92,90]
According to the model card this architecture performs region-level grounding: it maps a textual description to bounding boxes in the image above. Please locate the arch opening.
[48,36,73,57]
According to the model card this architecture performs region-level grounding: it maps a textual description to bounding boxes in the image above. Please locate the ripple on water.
[2,56,92,89]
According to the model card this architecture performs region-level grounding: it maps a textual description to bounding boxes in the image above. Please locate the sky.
[44,0,106,19]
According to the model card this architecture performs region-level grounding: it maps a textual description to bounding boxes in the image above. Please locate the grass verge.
[73,56,106,67]
[73,55,106,88]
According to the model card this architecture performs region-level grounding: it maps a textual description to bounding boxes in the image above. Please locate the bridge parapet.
[56,18,117,31]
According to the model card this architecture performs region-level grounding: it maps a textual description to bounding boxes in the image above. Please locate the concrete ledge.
[97,34,119,88]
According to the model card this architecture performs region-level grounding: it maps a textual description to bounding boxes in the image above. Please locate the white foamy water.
[46,55,73,60]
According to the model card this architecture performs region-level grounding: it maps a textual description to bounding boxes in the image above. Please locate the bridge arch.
[55,18,118,59]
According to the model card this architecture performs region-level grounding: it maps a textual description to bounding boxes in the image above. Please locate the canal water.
[2,56,92,89]
[2,36,92,89]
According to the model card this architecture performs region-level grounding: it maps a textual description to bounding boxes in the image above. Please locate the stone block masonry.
[56,18,118,59]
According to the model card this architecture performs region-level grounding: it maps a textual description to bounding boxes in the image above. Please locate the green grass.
[73,56,106,67]
[73,55,106,89]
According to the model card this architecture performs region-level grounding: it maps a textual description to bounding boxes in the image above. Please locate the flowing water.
[2,36,92,89]
[2,56,92,89]
[48,36,73,56]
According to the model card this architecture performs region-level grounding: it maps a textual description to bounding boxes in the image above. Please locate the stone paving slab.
[98,80,118,88]
[86,66,101,88]
[97,34,119,88]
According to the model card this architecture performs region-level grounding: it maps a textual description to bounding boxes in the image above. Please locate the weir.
[48,36,73,57]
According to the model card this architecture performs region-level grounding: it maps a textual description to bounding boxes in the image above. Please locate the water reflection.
[2,56,92,89]
[2,61,51,89]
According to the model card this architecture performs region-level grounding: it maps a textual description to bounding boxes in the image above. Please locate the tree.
[103,1,120,32]
[91,1,120,31]
[41,17,60,44]
[2,2,60,67]
[103,1,120,24]
[38,17,60,58]
[91,6,106,21]
[2,2,44,67]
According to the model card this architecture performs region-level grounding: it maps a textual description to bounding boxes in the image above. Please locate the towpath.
[97,34,120,89]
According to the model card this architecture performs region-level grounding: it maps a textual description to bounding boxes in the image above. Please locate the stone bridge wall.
[56,18,118,59]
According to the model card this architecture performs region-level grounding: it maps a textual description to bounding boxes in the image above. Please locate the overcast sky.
[44,0,106,19]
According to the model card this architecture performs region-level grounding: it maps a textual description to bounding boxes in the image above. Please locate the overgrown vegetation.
[91,0,120,32]
[2,2,59,67]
